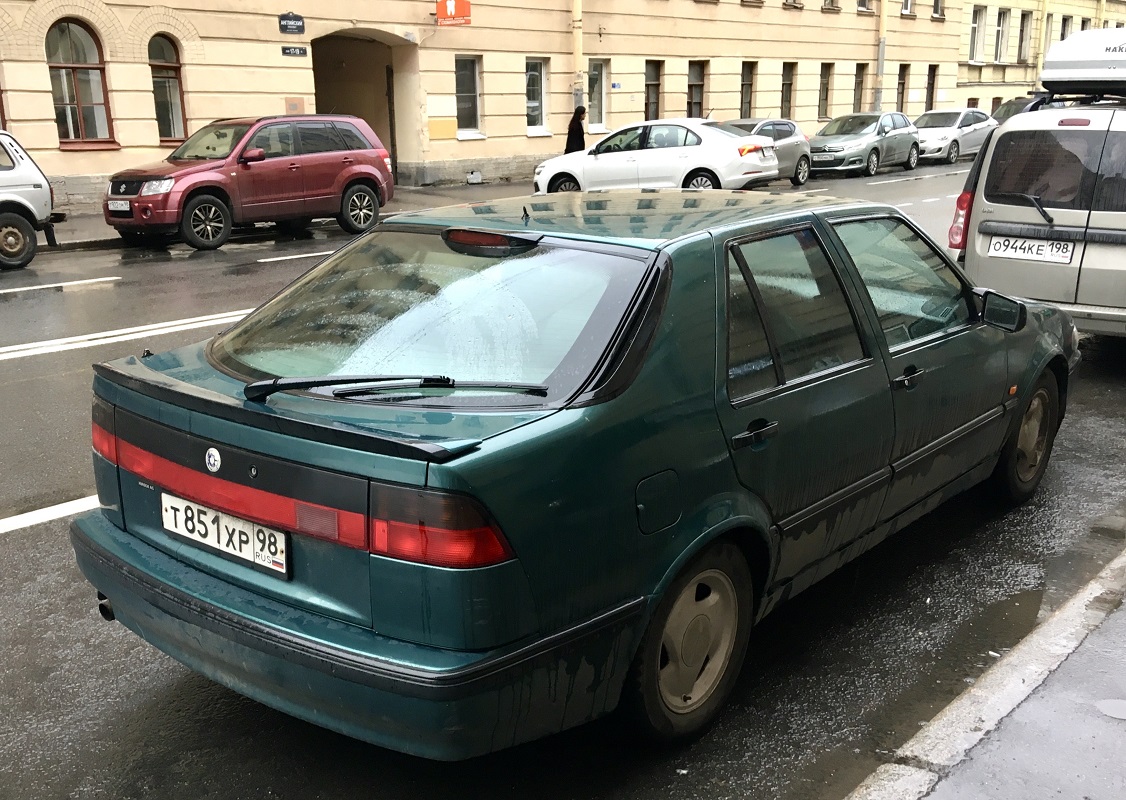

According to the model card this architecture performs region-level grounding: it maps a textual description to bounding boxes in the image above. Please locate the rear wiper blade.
[244,374,454,402]
[991,192,1055,225]
[334,379,549,398]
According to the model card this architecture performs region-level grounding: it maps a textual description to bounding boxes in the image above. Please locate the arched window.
[46,19,112,141]
[149,35,185,141]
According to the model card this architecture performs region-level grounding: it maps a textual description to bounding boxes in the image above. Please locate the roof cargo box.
[1040,30,1126,94]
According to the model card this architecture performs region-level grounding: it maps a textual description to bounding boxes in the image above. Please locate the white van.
[0,130,55,270]
[950,29,1126,337]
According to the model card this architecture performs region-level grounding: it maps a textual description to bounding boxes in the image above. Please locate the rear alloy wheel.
[904,144,920,171]
[684,170,721,190]
[0,212,37,270]
[548,175,581,193]
[945,141,961,165]
[339,184,379,234]
[992,370,1060,504]
[791,156,810,187]
[623,540,753,740]
[180,194,232,250]
[863,150,880,177]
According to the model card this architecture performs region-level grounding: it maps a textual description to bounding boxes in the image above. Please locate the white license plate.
[987,236,1074,264]
[812,154,834,162]
[107,200,131,211]
[161,492,288,575]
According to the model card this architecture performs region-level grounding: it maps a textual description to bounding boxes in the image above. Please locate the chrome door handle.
[892,367,926,390]
[731,419,779,450]
[288,164,300,171]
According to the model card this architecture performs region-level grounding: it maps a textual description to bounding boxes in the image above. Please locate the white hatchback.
[534,119,778,193]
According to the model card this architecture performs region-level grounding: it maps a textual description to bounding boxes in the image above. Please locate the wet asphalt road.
[2,166,1125,800]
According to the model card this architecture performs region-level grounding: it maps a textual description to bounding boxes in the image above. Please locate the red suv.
[104,115,394,250]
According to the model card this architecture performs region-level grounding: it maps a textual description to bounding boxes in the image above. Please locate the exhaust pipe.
[96,592,115,622]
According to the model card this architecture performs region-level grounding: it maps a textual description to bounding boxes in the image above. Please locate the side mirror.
[982,291,1027,332]
[879,126,891,136]
[588,148,598,155]
[241,147,266,163]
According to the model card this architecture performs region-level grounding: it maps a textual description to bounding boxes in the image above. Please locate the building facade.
[0,0,1113,209]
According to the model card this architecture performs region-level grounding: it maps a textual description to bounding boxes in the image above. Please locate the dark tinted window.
[835,218,971,348]
[644,125,697,148]
[0,141,14,170]
[970,111,990,125]
[595,126,643,153]
[727,260,778,398]
[773,122,794,140]
[246,123,294,159]
[1093,132,1126,213]
[984,129,1103,210]
[736,229,864,380]
[334,121,373,150]
[298,122,346,154]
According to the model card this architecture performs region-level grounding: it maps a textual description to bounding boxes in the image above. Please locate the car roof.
[208,114,362,126]
[385,190,884,250]
[726,118,769,126]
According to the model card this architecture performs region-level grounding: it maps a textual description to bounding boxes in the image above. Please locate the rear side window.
[735,229,864,380]
[0,141,14,170]
[333,121,373,150]
[297,122,346,155]
[1093,132,1126,213]
[984,129,1104,210]
[210,231,649,405]
[727,260,778,399]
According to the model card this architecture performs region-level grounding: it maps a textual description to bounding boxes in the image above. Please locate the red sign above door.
[437,0,471,26]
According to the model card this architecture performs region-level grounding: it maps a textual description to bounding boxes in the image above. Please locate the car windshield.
[992,100,1027,123]
[915,112,961,129]
[169,124,252,160]
[818,115,878,136]
[210,229,650,406]
[704,122,756,137]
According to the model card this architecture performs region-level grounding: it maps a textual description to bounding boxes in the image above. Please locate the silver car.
[808,112,920,178]
[914,108,997,164]
[721,118,811,185]
[0,129,54,270]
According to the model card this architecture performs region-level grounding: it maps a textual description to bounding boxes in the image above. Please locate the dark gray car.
[808,112,920,178]
[720,118,811,185]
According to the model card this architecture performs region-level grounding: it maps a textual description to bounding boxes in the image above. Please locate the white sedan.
[534,118,779,193]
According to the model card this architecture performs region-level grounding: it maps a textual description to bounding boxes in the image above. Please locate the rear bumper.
[70,510,644,760]
[1051,302,1126,338]
[723,167,779,189]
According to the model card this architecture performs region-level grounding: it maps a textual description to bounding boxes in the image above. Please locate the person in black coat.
[565,106,587,154]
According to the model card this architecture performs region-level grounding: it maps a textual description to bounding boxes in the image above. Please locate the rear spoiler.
[92,359,480,464]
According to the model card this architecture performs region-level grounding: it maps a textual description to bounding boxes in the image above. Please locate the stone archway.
[311,28,418,177]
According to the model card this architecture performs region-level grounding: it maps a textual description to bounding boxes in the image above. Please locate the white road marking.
[793,188,828,194]
[0,309,251,362]
[0,495,99,535]
[947,194,961,199]
[256,250,335,264]
[923,197,943,203]
[0,276,121,295]
[868,169,970,186]
[898,202,914,207]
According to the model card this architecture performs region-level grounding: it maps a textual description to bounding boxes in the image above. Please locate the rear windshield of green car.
[210,230,649,405]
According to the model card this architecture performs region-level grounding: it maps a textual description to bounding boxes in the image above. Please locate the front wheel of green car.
[992,370,1060,505]
[622,540,753,741]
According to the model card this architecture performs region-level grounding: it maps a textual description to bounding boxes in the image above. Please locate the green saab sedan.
[70,190,1080,760]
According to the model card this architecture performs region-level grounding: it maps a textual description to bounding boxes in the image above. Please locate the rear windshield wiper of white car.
[244,374,547,402]
[990,192,1055,225]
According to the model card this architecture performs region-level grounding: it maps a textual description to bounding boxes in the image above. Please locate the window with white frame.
[1018,11,1033,63]
[455,56,481,132]
[902,0,915,15]
[995,10,1010,63]
[587,59,608,129]
[741,61,756,117]
[969,6,987,62]
[858,0,872,11]
[687,61,706,118]
[932,0,943,17]
[526,58,548,132]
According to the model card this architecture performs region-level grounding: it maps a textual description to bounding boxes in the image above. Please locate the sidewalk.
[36,180,536,250]
[848,515,1126,800]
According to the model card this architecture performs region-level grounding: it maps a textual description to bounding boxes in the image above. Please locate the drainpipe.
[874,0,887,111]
[572,0,584,109]
[1036,0,1052,76]
[1096,0,1106,29]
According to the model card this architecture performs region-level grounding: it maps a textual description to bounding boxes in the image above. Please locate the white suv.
[0,130,54,270]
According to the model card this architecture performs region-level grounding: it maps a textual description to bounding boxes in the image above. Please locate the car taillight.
[378,149,392,172]
[370,483,513,569]
[92,422,117,464]
[738,144,763,157]
[949,190,974,251]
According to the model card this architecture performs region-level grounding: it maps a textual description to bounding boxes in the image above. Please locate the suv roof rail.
[207,114,363,124]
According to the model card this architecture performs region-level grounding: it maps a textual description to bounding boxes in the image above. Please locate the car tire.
[0,212,37,270]
[904,144,919,171]
[622,539,753,741]
[863,150,880,178]
[791,156,810,187]
[548,174,581,193]
[945,141,960,165]
[338,184,380,234]
[683,170,721,190]
[992,370,1060,505]
[180,194,232,250]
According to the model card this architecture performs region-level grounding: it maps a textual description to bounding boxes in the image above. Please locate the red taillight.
[1058,118,1091,127]
[92,422,117,464]
[949,190,974,251]
[738,144,763,156]
[369,483,512,568]
[378,148,392,172]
